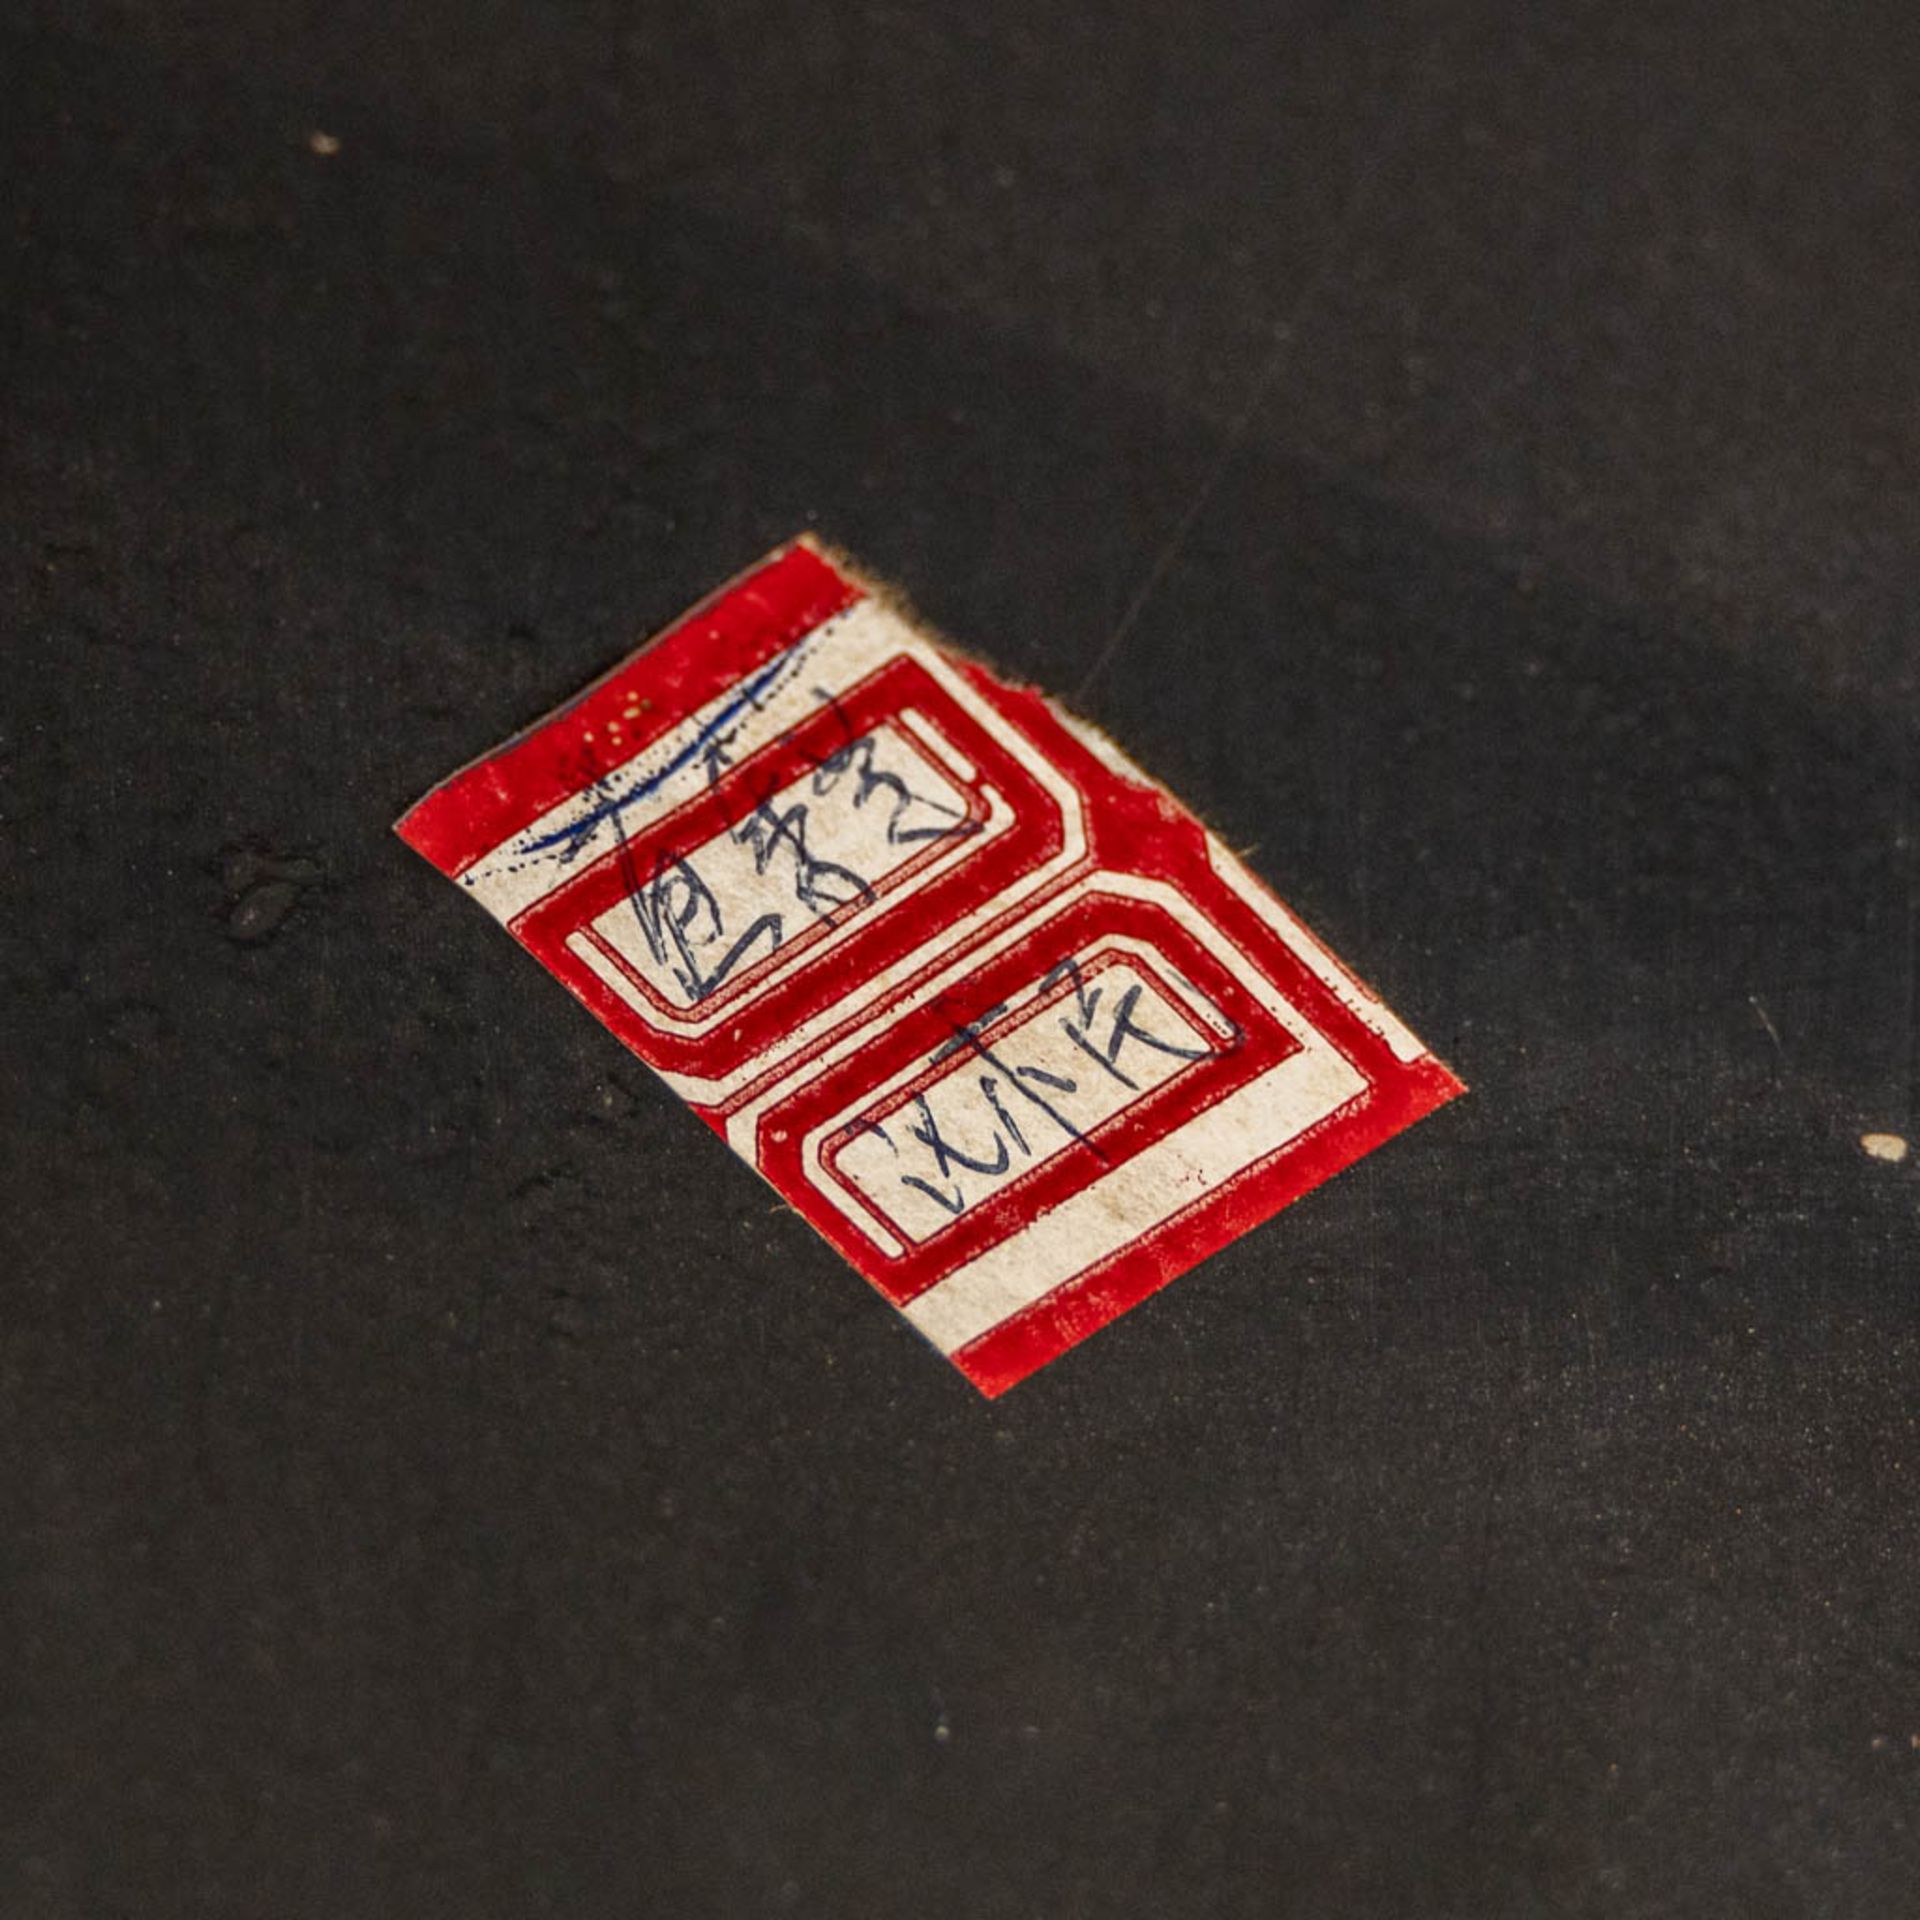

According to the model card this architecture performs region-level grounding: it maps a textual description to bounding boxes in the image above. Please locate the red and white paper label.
[397,540,1462,1394]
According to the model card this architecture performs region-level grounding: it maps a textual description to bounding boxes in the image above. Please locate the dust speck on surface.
[1860,1132,1910,1164]
[307,130,340,157]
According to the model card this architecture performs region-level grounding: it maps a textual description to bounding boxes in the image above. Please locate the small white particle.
[1861,1132,1910,1165]
[308,130,341,157]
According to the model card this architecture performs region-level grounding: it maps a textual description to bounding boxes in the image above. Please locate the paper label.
[397,540,1462,1395]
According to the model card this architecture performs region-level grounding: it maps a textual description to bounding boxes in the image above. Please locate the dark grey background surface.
[5,3,1918,1914]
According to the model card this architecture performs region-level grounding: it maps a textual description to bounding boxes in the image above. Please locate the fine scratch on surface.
[1073,52,1431,703]
[1748,992,1784,1057]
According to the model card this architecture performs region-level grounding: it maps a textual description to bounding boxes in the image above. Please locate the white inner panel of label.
[831,952,1231,1244]
[587,717,976,1010]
